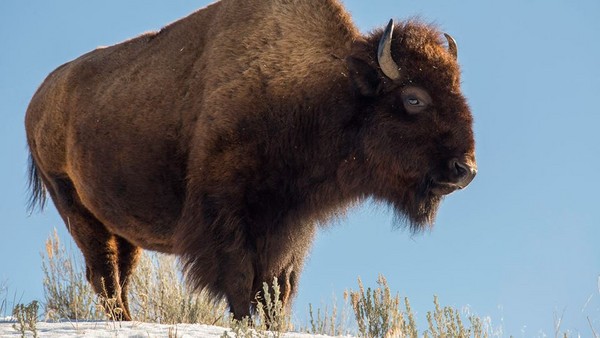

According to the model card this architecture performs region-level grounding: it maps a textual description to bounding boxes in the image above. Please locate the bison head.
[345,19,476,229]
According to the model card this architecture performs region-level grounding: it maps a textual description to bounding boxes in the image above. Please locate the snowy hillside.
[0,319,339,337]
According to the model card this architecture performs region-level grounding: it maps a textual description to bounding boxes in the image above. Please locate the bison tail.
[27,153,47,214]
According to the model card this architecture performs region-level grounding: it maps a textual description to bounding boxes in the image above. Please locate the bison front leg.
[222,255,256,321]
[175,209,258,320]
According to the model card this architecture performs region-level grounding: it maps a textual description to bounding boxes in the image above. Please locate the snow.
[0,319,338,337]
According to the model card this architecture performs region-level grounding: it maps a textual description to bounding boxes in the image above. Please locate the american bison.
[25,0,476,321]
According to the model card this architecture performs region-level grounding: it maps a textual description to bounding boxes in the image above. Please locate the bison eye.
[407,98,420,106]
[401,86,432,114]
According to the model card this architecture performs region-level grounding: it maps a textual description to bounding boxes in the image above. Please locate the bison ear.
[346,56,382,97]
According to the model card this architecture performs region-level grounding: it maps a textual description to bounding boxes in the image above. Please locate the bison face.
[346,20,476,228]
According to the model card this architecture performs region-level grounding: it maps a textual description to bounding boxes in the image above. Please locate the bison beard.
[25,0,476,322]
[388,176,444,230]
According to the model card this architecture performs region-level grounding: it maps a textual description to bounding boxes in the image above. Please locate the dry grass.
[304,295,352,336]
[35,230,595,337]
[11,300,39,338]
[129,251,229,325]
[344,275,506,338]
[254,277,287,334]
[41,229,229,325]
[0,280,8,318]
[42,229,102,321]
[348,275,406,337]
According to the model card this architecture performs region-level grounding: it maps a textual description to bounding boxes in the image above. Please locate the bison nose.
[449,158,477,189]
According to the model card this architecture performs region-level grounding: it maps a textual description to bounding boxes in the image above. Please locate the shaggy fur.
[25,0,476,320]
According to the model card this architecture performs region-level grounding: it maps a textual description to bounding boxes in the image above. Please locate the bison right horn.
[444,33,458,60]
[377,19,401,80]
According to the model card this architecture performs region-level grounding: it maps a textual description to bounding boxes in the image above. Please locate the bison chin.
[388,176,445,231]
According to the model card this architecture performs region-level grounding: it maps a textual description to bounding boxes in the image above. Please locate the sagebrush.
[37,230,590,337]
[42,229,228,325]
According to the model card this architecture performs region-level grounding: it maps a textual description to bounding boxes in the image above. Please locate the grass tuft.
[349,274,406,337]
[12,300,39,338]
[128,252,229,325]
[41,228,229,325]
[42,229,102,321]
[0,280,8,319]
[346,275,507,338]
[305,294,351,336]
[36,230,592,337]
[255,277,287,334]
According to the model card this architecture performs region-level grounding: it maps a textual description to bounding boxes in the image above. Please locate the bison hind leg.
[44,175,138,320]
[114,236,141,320]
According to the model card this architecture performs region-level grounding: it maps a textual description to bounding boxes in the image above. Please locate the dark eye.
[400,86,432,114]
[407,98,420,106]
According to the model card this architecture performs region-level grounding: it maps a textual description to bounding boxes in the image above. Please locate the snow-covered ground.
[0,318,336,337]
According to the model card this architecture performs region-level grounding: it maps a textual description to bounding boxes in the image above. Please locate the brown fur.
[25,0,476,320]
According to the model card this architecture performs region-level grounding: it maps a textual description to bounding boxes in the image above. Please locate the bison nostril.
[448,158,476,188]
[450,159,468,179]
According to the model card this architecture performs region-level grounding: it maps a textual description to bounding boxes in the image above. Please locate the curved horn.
[377,19,401,80]
[444,33,458,60]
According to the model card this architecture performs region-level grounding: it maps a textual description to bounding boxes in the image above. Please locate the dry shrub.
[0,280,9,318]
[41,229,228,325]
[42,229,102,321]
[12,300,39,337]
[225,278,292,338]
[305,295,351,336]
[348,274,409,337]
[128,251,228,325]
[424,296,470,338]
[347,275,504,338]
[41,230,516,337]
[255,277,287,334]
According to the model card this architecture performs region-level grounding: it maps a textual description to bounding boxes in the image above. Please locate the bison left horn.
[444,33,458,60]
[377,19,401,80]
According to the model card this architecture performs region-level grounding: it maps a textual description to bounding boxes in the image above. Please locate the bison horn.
[377,19,401,80]
[444,33,458,60]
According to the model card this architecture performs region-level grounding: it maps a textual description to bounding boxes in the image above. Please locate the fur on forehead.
[367,19,462,90]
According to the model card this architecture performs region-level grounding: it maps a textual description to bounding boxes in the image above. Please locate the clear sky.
[1,0,599,336]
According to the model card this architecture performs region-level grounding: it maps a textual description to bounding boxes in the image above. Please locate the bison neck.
[175,52,366,288]
[170,0,366,293]
[175,71,364,296]
[182,70,363,229]
[176,0,364,231]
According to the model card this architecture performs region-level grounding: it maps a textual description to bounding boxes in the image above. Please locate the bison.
[25,0,476,321]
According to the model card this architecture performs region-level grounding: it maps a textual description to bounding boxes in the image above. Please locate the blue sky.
[1,0,599,336]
